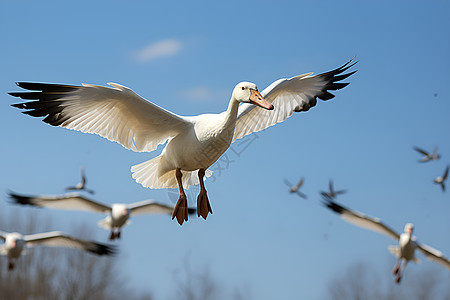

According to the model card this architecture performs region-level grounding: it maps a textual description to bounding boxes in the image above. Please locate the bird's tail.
[388,245,400,258]
[98,216,112,230]
[131,156,213,189]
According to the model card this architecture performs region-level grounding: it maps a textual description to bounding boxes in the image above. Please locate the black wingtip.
[6,191,37,206]
[187,207,196,215]
[91,243,118,256]
[322,199,345,215]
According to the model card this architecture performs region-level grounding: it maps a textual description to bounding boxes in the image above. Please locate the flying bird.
[320,180,346,200]
[434,165,449,192]
[0,230,116,270]
[9,59,356,225]
[8,191,194,240]
[65,166,95,194]
[284,177,307,199]
[322,200,450,283]
[413,146,440,163]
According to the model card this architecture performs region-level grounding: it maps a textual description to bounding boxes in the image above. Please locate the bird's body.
[323,200,450,283]
[0,230,115,270]
[433,165,449,192]
[414,146,440,163]
[8,191,194,240]
[320,180,346,200]
[10,59,356,225]
[284,178,307,198]
[65,167,94,194]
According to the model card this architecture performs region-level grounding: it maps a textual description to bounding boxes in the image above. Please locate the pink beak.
[250,89,274,110]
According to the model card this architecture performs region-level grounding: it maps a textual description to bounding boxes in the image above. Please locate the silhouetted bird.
[434,165,449,192]
[413,146,440,163]
[284,177,307,199]
[320,180,346,200]
[65,167,95,194]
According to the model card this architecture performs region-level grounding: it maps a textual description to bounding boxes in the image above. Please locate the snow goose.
[413,146,440,163]
[434,165,449,192]
[65,166,95,194]
[9,59,356,225]
[0,230,116,270]
[283,177,307,199]
[8,191,194,240]
[320,180,346,200]
[323,200,450,283]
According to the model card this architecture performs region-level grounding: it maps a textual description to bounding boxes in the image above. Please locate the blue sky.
[1,0,450,299]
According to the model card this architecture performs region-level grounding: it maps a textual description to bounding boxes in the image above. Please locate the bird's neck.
[223,97,240,129]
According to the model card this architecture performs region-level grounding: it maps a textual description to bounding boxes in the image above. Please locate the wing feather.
[323,200,400,240]
[128,199,195,216]
[233,59,356,142]
[24,231,116,255]
[417,243,450,270]
[8,191,111,213]
[9,82,192,152]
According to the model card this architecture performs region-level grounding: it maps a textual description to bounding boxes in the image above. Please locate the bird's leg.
[109,231,115,241]
[396,261,407,284]
[117,230,121,239]
[172,168,189,225]
[8,260,14,271]
[392,259,400,275]
[197,168,213,220]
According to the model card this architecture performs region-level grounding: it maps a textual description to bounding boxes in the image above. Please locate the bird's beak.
[250,89,274,110]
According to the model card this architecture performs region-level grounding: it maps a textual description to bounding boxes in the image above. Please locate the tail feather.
[388,245,400,258]
[131,157,213,189]
[98,216,112,230]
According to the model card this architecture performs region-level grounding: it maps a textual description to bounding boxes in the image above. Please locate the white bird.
[323,200,450,283]
[65,166,95,194]
[0,230,116,270]
[434,165,449,192]
[413,146,440,162]
[9,59,356,225]
[284,177,307,199]
[320,180,346,200]
[8,191,194,240]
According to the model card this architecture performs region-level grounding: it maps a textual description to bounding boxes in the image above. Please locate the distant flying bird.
[8,191,195,240]
[434,165,449,192]
[413,146,440,163]
[320,180,346,200]
[65,167,94,194]
[9,59,356,225]
[283,177,307,199]
[322,200,450,283]
[0,230,115,270]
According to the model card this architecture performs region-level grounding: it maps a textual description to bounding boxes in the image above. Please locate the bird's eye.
[241,87,245,90]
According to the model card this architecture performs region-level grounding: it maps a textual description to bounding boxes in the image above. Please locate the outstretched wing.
[417,243,450,270]
[232,58,356,142]
[413,146,429,156]
[24,231,116,255]
[9,82,192,152]
[323,200,400,241]
[443,166,449,180]
[0,230,8,242]
[8,191,111,213]
[128,199,195,216]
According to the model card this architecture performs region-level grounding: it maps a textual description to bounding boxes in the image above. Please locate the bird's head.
[404,223,414,235]
[233,82,273,110]
[7,233,24,250]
